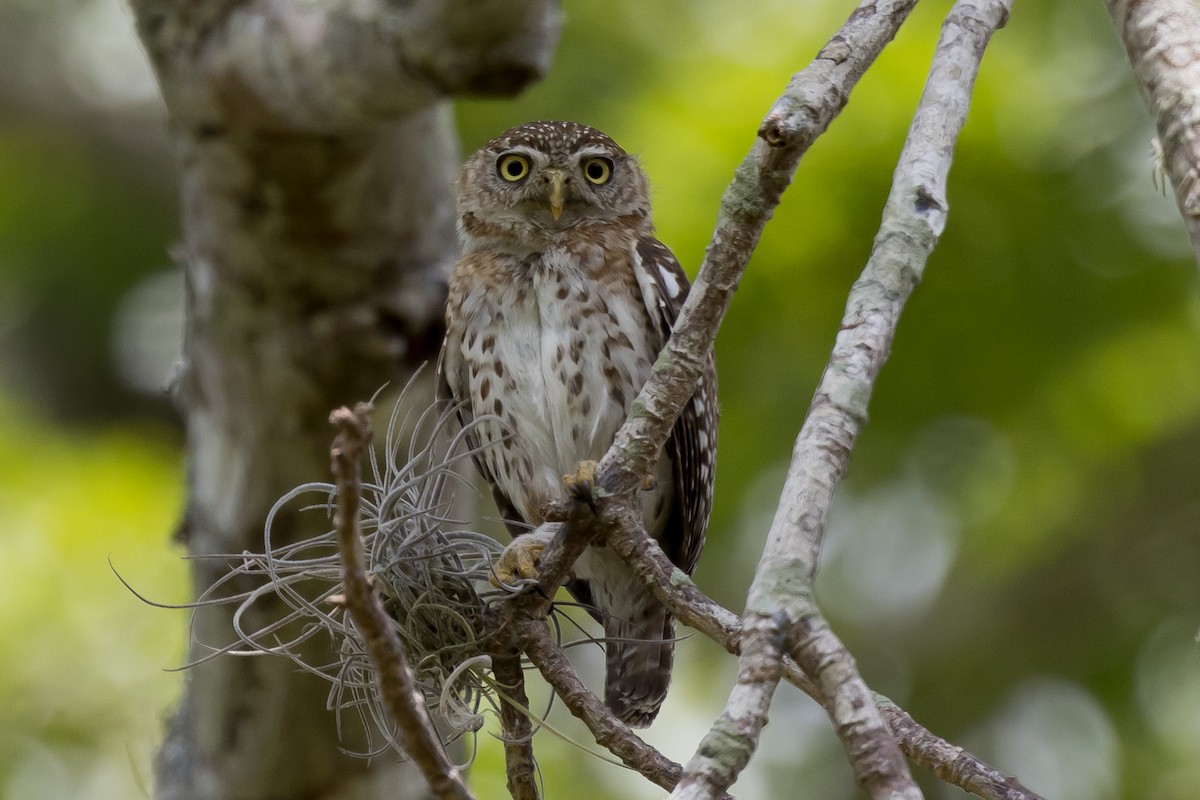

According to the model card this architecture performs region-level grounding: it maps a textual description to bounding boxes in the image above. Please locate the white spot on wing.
[657,263,682,298]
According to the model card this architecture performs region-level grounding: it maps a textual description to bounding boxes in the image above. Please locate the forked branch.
[603,520,1043,800]
[677,0,1014,797]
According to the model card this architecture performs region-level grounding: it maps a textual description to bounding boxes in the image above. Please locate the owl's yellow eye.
[581,157,613,185]
[497,153,530,182]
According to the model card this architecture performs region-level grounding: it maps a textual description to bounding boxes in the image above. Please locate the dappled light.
[971,679,1119,800]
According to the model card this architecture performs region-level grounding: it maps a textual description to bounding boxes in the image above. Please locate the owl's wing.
[437,335,529,539]
[632,236,718,576]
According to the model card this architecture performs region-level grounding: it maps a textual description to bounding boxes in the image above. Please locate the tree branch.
[484,11,918,790]
[598,0,919,499]
[329,403,473,800]
[679,1,1013,797]
[877,699,1042,800]
[545,2,922,784]
[518,622,704,795]
[490,650,540,800]
[606,517,1045,800]
[1107,0,1200,265]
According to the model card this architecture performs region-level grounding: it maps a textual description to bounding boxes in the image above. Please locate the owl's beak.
[546,170,565,221]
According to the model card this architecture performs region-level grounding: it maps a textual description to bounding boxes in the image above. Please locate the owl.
[440,121,717,728]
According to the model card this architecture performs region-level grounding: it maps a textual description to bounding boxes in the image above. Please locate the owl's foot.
[563,460,600,511]
[489,526,557,589]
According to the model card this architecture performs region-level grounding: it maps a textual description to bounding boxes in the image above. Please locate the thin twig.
[1107,0,1200,265]
[488,501,667,788]
[518,622,701,796]
[490,649,540,800]
[877,699,1042,800]
[604,505,748,663]
[330,404,474,800]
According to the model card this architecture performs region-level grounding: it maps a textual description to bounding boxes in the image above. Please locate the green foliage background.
[1,0,1197,797]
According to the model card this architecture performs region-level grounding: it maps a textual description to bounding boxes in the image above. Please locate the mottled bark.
[129,2,561,798]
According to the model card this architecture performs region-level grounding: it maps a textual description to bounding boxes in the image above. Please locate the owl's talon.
[563,460,600,511]
[489,528,556,589]
[562,460,598,493]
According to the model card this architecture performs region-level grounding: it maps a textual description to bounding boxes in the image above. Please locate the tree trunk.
[128,3,561,797]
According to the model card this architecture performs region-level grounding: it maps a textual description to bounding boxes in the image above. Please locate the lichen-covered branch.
[329,405,473,800]
[877,700,1042,800]
[787,614,913,798]
[1106,0,1200,265]
[598,0,919,499]
[675,1,1013,797]
[672,614,790,800]
[607,517,1045,800]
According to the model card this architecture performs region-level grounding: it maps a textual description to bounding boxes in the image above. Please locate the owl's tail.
[603,608,675,729]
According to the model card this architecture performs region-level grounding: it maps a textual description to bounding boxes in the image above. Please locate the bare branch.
[518,622,692,795]
[329,404,473,800]
[598,0,919,498]
[683,1,1014,797]
[607,519,1046,800]
[1107,0,1200,265]
[877,700,1043,800]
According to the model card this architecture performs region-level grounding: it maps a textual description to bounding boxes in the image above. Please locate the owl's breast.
[450,245,665,525]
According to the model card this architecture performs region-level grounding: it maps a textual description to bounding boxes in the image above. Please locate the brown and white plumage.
[440,121,717,727]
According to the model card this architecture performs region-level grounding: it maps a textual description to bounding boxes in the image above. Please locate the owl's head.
[458,121,651,244]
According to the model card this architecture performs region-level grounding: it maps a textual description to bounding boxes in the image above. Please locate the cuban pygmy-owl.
[440,121,717,727]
